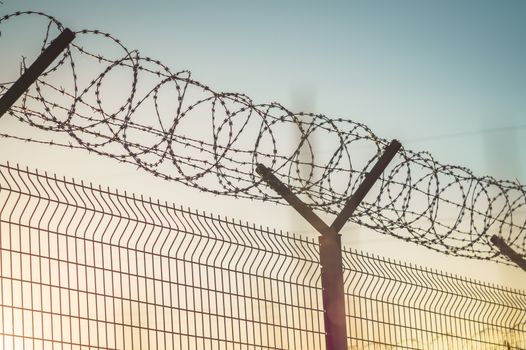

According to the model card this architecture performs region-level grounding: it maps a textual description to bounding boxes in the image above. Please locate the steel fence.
[0,162,525,349]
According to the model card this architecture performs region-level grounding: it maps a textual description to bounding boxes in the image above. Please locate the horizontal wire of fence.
[1,162,525,349]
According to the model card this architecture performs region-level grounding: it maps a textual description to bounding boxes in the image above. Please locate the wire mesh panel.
[0,163,324,350]
[344,251,526,349]
[0,162,525,350]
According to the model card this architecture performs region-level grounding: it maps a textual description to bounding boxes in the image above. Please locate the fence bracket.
[0,28,75,118]
[256,139,401,350]
[491,235,526,273]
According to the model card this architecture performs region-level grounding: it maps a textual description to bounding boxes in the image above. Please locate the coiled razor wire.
[0,11,525,263]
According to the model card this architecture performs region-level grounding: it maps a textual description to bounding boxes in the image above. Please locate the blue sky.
[1,0,526,287]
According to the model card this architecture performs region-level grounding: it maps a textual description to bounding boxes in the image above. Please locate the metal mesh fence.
[1,162,525,349]
[345,251,526,349]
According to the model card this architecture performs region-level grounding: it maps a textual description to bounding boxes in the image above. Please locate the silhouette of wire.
[1,11,525,263]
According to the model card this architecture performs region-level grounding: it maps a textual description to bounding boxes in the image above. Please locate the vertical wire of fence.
[0,162,525,349]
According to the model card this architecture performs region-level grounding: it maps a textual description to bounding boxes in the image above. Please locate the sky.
[1,0,526,290]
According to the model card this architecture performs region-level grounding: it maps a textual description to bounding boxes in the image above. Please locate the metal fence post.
[319,231,347,350]
[0,28,75,118]
[491,235,526,273]
[256,139,401,350]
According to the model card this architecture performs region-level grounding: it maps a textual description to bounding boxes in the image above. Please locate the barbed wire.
[1,11,525,263]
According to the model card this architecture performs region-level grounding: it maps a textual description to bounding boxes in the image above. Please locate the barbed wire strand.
[1,11,525,264]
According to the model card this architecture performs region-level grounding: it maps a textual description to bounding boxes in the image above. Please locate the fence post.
[0,28,75,118]
[491,235,526,273]
[256,139,401,350]
[318,230,347,350]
